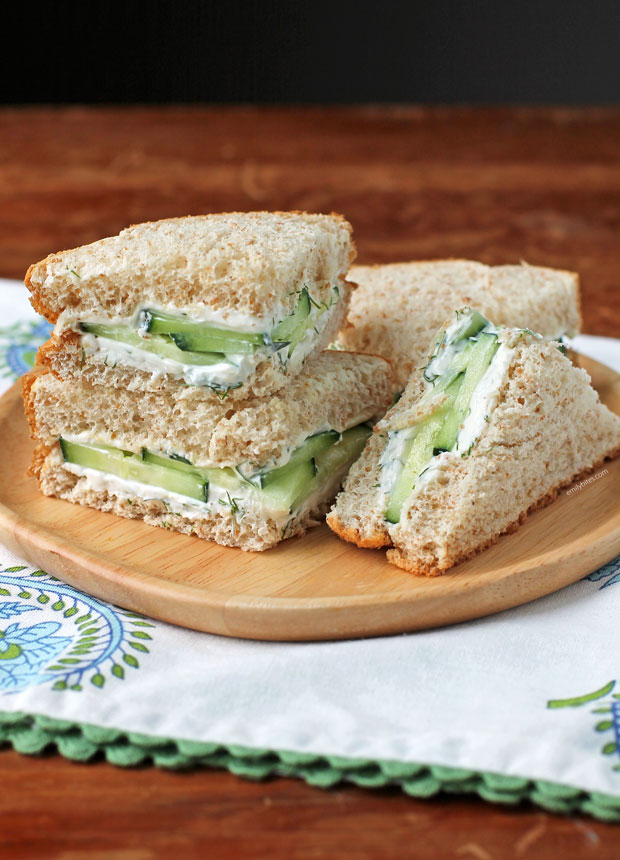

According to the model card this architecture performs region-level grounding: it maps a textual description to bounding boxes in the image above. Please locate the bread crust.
[21,368,45,440]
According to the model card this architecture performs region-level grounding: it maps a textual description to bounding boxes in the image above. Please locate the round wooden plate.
[1,354,619,642]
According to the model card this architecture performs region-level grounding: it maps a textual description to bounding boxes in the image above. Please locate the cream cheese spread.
[80,333,261,389]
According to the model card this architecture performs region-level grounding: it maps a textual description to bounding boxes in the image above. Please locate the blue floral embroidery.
[0,566,155,693]
[0,318,52,381]
[0,621,72,691]
[585,556,620,589]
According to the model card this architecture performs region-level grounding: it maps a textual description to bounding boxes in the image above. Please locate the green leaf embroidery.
[123,654,139,668]
[112,664,125,679]
[91,673,105,688]
[129,642,149,653]
[130,631,152,640]
[547,680,616,709]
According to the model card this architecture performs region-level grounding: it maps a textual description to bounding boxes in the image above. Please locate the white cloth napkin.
[1,278,619,801]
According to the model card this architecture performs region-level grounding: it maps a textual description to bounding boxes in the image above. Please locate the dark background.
[4,0,620,104]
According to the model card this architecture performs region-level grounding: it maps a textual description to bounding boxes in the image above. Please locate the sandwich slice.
[328,309,620,575]
[339,260,581,390]
[24,351,393,551]
[27,212,355,400]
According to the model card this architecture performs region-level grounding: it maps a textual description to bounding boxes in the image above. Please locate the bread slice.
[328,313,620,575]
[27,212,355,322]
[24,351,394,552]
[338,260,581,389]
[27,212,355,400]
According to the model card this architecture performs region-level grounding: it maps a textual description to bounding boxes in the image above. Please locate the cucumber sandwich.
[339,261,581,390]
[328,309,620,575]
[27,212,355,400]
[24,351,393,551]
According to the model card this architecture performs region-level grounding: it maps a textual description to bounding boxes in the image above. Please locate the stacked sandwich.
[23,212,394,550]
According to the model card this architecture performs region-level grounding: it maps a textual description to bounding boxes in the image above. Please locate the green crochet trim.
[1,710,619,821]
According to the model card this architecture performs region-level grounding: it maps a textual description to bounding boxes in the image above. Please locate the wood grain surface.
[1,106,620,856]
[2,356,620,643]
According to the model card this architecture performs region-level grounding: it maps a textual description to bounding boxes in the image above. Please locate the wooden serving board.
[1,354,619,642]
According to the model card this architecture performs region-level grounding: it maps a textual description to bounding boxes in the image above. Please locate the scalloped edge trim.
[1,710,619,821]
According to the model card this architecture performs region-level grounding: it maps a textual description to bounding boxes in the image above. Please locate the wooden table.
[1,106,620,857]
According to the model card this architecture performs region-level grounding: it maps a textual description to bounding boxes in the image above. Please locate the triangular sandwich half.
[339,261,581,389]
[328,309,620,574]
[28,212,355,401]
[24,351,393,551]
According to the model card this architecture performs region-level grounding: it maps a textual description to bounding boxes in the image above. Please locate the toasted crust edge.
[21,368,46,440]
[325,513,391,549]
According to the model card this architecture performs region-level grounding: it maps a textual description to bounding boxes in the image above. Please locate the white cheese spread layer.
[56,302,283,335]
[80,334,261,389]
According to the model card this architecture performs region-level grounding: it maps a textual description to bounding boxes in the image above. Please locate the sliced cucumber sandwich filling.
[73,285,341,393]
[380,309,518,524]
[59,422,371,523]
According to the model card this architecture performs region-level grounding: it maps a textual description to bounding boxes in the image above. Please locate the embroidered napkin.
[1,277,620,821]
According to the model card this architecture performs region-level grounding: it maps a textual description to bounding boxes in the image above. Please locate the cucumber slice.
[286,430,340,468]
[141,449,244,493]
[263,424,371,513]
[142,310,266,354]
[431,374,466,452]
[384,414,445,524]
[453,331,499,417]
[168,332,261,355]
[297,424,371,511]
[80,323,228,367]
[448,309,489,343]
[271,288,312,342]
[60,438,208,502]
[260,458,317,512]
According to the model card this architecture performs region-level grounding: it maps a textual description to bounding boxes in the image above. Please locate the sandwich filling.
[58,422,372,532]
[57,285,342,393]
[379,309,524,524]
